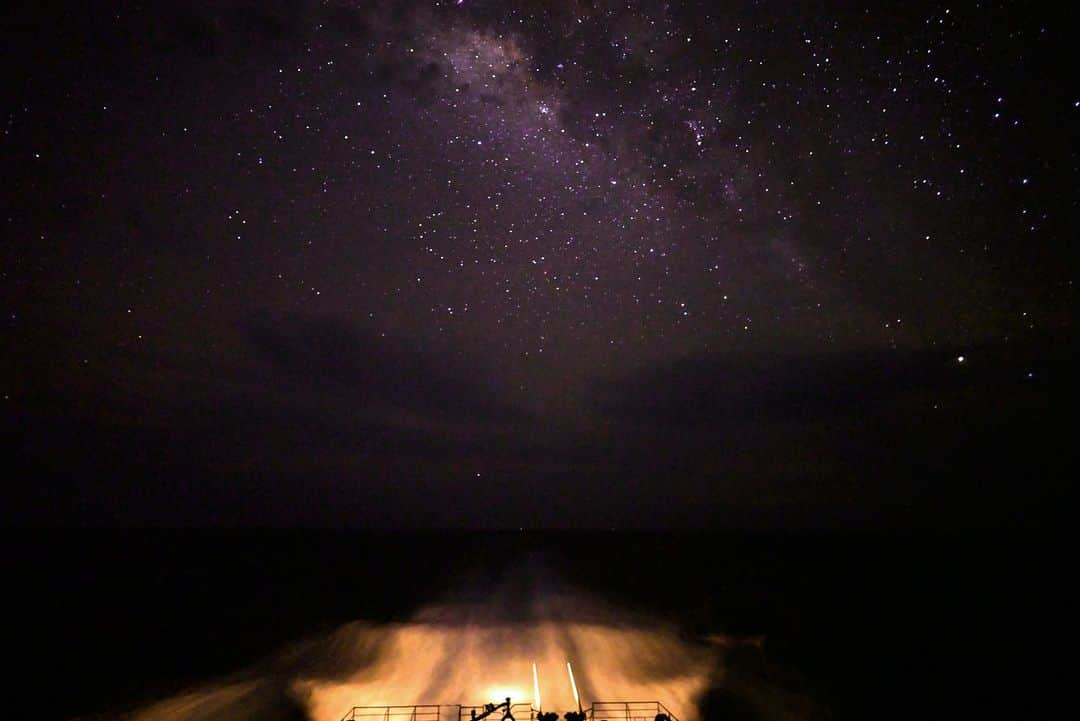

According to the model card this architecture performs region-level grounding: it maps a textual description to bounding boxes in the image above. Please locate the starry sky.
[3,0,1075,528]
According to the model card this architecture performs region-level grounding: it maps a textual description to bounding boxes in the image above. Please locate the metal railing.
[588,701,679,721]
[458,703,536,721]
[457,699,537,716]
[341,705,444,721]
[341,701,679,721]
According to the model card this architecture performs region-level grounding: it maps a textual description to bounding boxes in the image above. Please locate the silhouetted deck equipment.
[340,700,678,721]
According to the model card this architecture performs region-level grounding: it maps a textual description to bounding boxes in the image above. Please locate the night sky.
[3,1,1075,528]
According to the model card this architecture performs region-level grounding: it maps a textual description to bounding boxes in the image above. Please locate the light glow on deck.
[126,592,718,721]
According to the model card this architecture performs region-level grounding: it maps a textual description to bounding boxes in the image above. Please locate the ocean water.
[5,531,1063,720]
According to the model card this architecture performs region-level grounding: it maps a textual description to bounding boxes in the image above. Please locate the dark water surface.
[5,531,1065,720]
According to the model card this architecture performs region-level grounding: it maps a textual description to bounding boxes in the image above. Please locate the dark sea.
[5,531,1065,720]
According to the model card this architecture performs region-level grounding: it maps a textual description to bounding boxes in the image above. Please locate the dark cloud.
[586,338,1071,527]
[595,345,1006,426]
[246,312,523,425]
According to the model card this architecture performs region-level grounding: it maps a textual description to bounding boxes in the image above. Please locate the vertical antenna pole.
[566,661,581,714]
[533,662,542,713]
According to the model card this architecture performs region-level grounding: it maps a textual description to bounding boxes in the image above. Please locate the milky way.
[4,1,1074,527]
